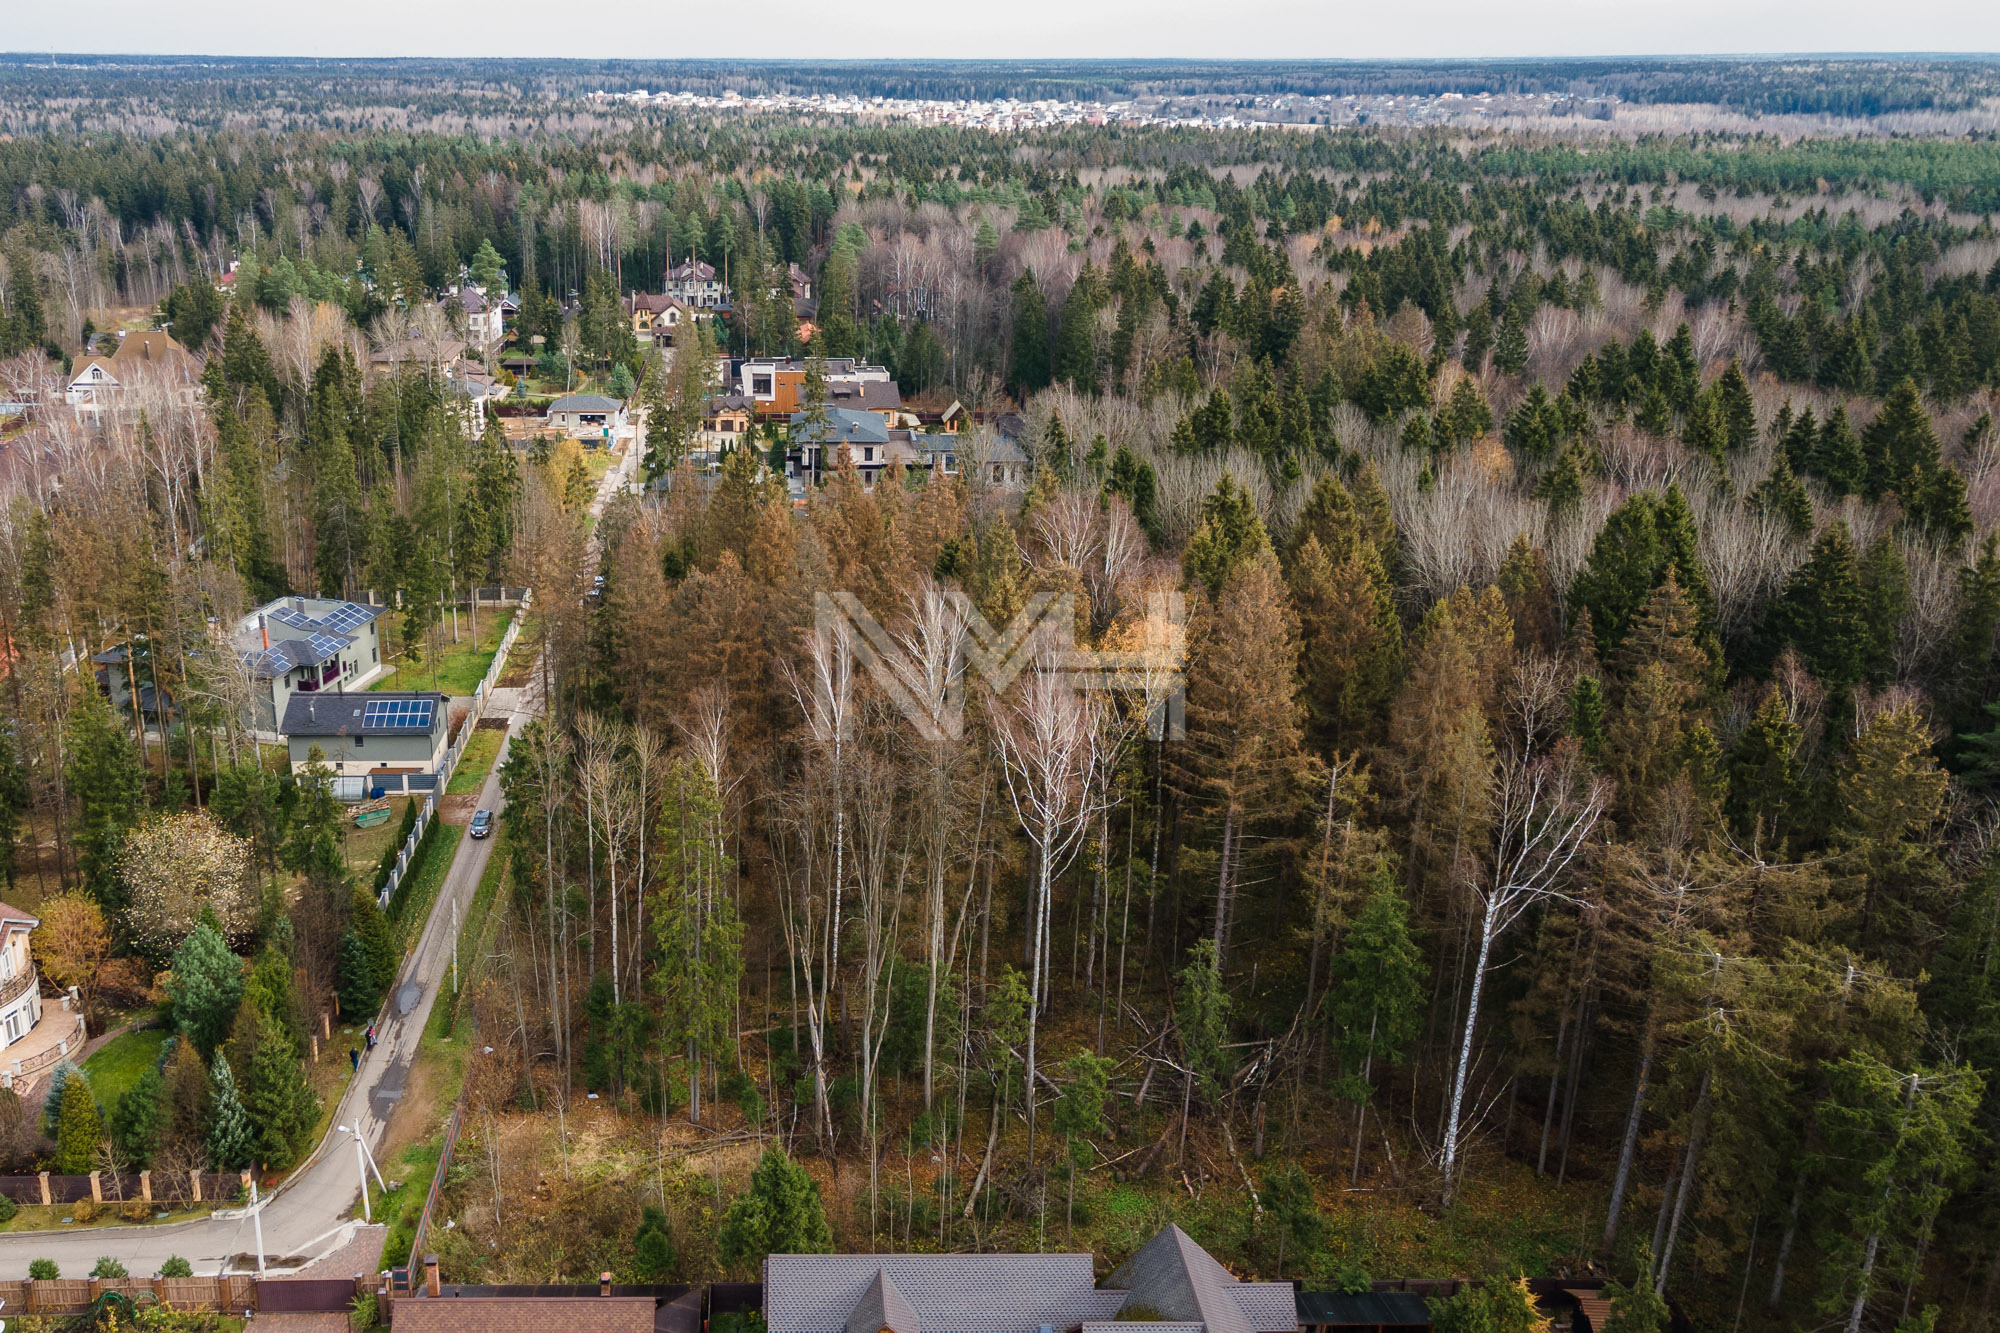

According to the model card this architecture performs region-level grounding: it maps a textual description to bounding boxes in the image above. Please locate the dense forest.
[2,59,2000,1333]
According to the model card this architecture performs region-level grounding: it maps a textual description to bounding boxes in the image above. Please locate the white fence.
[375,589,533,910]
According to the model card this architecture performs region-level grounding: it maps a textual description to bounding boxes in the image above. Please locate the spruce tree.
[1767,521,1870,691]
[243,1017,319,1170]
[207,1053,252,1171]
[1863,378,1942,500]
[633,1205,676,1279]
[168,920,244,1055]
[1749,455,1815,537]
[1324,866,1426,1182]
[717,1149,832,1269]
[1717,358,1757,452]
[1009,271,1049,394]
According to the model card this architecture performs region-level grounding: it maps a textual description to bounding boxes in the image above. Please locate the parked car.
[469,809,494,839]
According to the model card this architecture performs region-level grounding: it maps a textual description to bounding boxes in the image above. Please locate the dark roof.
[1296,1293,1434,1328]
[283,691,447,739]
[550,393,624,413]
[828,380,903,412]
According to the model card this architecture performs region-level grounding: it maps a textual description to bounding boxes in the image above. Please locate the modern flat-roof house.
[0,902,42,1051]
[765,1226,1299,1333]
[282,690,451,789]
[236,597,391,732]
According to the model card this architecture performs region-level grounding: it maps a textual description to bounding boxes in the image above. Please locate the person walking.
[349,1046,360,1073]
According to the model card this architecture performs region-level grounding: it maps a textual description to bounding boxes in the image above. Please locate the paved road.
[0,441,639,1279]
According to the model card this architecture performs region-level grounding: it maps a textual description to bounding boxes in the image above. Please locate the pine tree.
[65,689,148,910]
[206,1052,252,1170]
[54,1069,101,1174]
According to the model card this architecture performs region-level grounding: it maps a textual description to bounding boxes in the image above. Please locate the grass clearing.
[446,726,505,796]
[429,828,507,1042]
[371,607,517,697]
[390,822,466,952]
[80,1026,170,1112]
[339,795,419,883]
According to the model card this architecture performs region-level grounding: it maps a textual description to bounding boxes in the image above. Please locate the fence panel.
[256,1277,358,1312]
[163,1276,225,1309]
[407,1091,466,1266]
[33,1279,92,1311]
[0,1174,41,1202]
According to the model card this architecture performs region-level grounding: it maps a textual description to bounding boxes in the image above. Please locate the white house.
[547,393,628,441]
[235,596,391,732]
[666,258,727,309]
[0,902,42,1050]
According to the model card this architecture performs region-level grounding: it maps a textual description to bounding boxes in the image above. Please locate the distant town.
[590,86,1618,130]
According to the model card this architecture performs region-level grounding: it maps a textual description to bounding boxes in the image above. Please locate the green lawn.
[391,822,467,951]
[81,1027,171,1113]
[340,795,419,882]
[371,608,517,697]
[446,726,505,796]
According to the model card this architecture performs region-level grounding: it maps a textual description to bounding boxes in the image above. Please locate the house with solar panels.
[764,1226,1301,1333]
[234,596,391,732]
[282,690,451,790]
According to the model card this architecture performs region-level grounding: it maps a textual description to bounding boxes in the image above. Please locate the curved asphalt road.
[0,438,639,1279]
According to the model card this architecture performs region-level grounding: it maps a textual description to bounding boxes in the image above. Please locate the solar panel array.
[316,602,377,634]
[307,633,349,661]
[362,697,436,730]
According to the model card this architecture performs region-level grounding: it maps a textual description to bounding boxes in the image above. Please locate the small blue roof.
[789,407,890,447]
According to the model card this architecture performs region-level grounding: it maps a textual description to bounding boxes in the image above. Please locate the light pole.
[338,1124,390,1223]
[249,1176,267,1276]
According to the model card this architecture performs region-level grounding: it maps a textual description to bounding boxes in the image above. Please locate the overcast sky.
[6,0,1999,62]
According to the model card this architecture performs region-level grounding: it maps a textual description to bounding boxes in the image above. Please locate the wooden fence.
[0,1272,353,1314]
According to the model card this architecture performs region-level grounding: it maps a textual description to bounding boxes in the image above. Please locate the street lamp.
[337,1124,390,1223]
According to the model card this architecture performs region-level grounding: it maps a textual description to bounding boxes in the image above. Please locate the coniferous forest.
[4,54,2000,1333]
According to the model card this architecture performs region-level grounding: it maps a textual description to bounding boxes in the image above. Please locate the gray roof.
[847,1271,920,1333]
[551,393,624,413]
[765,1253,1124,1333]
[266,599,387,636]
[1107,1226,1295,1333]
[789,407,890,447]
[283,690,446,739]
[1295,1293,1432,1328]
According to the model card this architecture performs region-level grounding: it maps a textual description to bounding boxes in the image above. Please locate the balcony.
[0,963,33,1009]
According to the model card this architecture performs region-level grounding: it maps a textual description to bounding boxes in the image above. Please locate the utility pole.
[250,1177,267,1276]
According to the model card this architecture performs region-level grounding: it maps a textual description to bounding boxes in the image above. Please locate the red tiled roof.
[0,901,38,928]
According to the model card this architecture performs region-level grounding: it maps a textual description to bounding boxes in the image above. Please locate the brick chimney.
[600,1272,613,1297]
[423,1254,440,1298]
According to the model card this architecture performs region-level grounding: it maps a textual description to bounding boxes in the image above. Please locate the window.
[354,735,364,747]
[752,375,773,395]
[372,648,378,663]
[863,447,875,462]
